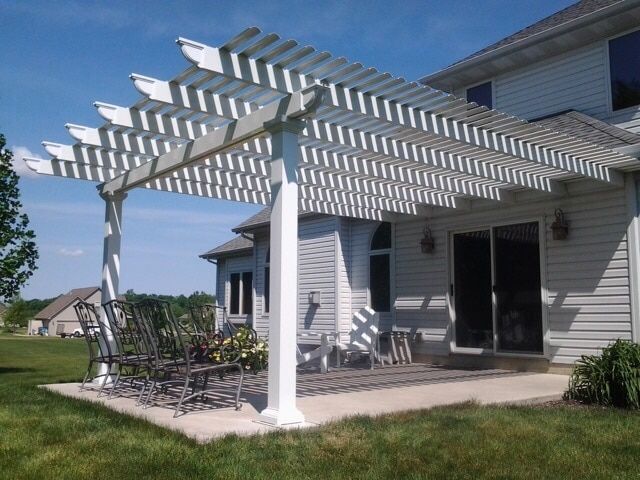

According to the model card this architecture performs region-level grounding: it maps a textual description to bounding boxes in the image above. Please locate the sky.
[1,0,575,299]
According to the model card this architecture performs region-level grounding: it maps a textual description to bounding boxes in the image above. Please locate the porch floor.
[43,363,569,443]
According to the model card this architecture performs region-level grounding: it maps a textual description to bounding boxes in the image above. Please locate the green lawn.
[1,336,639,480]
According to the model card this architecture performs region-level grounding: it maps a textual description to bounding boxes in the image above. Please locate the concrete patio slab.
[42,364,569,443]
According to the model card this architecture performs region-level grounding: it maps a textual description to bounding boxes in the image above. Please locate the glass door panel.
[453,230,493,349]
[493,222,543,353]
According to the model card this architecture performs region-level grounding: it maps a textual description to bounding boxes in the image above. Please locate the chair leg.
[137,372,149,406]
[234,365,244,410]
[174,375,191,418]
[143,378,157,409]
[80,360,93,391]
[108,366,123,399]
[97,363,112,397]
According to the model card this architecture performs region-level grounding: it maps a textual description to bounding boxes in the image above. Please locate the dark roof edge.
[34,287,100,320]
[199,246,253,260]
[420,0,635,85]
[231,211,322,233]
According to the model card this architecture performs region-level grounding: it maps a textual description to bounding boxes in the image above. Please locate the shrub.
[566,339,640,408]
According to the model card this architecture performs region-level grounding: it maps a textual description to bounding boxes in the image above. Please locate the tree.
[0,134,38,301]
[4,297,30,330]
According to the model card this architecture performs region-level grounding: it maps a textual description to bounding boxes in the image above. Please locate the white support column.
[260,117,306,426]
[97,191,127,378]
[625,173,640,343]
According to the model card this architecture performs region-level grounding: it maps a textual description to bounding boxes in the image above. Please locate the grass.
[1,336,639,480]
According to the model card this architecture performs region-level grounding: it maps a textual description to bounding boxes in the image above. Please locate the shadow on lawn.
[0,367,36,375]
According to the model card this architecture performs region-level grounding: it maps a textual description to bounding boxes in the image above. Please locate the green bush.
[566,339,640,408]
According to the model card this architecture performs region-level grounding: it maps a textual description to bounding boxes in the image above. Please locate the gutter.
[420,0,640,86]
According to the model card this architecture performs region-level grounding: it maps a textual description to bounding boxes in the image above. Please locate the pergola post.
[260,117,306,426]
[97,191,127,379]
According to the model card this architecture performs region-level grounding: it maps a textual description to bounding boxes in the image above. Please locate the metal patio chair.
[135,299,244,417]
[101,299,151,399]
[73,300,115,396]
[335,306,381,370]
[187,303,224,344]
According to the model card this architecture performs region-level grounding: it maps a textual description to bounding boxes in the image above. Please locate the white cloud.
[58,248,85,257]
[10,146,42,179]
[26,201,251,227]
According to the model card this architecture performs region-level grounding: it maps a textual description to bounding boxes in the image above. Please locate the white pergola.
[26,27,638,426]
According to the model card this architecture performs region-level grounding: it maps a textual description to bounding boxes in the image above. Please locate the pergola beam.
[100,85,327,195]
[24,157,396,222]
[95,102,496,203]
[43,142,444,212]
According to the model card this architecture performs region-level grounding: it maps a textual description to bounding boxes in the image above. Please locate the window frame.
[228,269,253,316]
[606,28,640,114]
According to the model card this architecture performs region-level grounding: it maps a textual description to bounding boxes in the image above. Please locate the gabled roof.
[34,287,100,320]
[455,0,621,66]
[532,110,640,149]
[421,0,640,91]
[232,207,271,233]
[200,235,254,259]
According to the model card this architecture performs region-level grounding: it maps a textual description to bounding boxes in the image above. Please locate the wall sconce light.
[420,226,435,253]
[551,208,569,240]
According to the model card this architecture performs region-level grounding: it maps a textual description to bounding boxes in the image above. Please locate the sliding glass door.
[453,230,493,349]
[494,222,543,353]
[452,221,544,355]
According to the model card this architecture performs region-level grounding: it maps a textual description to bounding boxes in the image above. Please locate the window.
[466,81,492,109]
[229,271,253,315]
[369,222,391,312]
[609,30,640,111]
[264,248,270,314]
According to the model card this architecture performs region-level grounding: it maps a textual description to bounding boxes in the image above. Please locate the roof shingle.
[200,235,254,259]
[453,0,622,66]
[34,287,100,320]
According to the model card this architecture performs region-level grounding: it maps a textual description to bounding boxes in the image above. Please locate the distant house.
[28,287,101,336]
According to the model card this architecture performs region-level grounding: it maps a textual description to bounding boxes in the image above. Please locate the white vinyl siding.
[249,216,339,338]
[394,182,632,364]
[336,217,352,334]
[297,216,337,333]
[494,43,609,120]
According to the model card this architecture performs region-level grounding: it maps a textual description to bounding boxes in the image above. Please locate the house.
[28,287,101,336]
[202,0,640,372]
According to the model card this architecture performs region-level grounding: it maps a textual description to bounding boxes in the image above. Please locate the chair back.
[74,299,112,362]
[187,303,222,338]
[349,306,380,349]
[134,299,188,370]
[102,299,147,362]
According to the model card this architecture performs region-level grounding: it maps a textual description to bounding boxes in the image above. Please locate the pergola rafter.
[177,35,628,186]
[24,27,639,428]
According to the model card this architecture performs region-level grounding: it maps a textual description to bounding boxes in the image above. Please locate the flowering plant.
[208,326,268,373]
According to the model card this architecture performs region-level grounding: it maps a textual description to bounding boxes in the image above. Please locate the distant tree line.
[123,290,215,317]
[2,291,216,331]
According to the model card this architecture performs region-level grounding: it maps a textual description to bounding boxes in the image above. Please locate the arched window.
[369,222,391,312]
[264,248,270,314]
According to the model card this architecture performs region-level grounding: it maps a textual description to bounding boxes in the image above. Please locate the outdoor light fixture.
[551,208,569,240]
[420,226,435,253]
